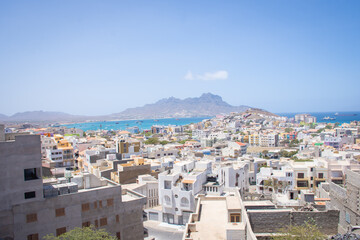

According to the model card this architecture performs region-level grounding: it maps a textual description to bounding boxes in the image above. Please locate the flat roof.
[190,199,228,240]
[190,197,244,240]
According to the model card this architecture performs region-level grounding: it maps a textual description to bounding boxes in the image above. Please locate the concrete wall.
[328,170,360,233]
[0,135,43,211]
[0,135,147,240]
[118,164,151,184]
[248,209,339,235]
[11,185,146,240]
[0,124,4,142]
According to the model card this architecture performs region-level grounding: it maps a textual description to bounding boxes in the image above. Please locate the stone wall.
[247,209,291,233]
[248,209,339,235]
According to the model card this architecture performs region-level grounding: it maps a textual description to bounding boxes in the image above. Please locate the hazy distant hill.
[0,113,8,121]
[0,111,87,122]
[109,93,251,119]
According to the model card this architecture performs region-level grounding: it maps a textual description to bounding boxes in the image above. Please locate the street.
[144,220,185,240]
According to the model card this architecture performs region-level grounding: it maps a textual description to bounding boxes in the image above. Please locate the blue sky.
[0,0,359,116]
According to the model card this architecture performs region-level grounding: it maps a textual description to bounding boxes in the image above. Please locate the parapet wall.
[248,209,339,235]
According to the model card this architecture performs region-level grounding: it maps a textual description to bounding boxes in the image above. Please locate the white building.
[156,160,209,224]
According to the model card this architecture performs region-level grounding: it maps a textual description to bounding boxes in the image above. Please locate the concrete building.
[328,169,360,233]
[116,139,142,159]
[295,114,317,123]
[222,142,248,158]
[122,174,159,209]
[156,161,209,225]
[111,158,152,184]
[0,124,5,142]
[256,166,295,197]
[249,133,279,147]
[183,191,256,240]
[217,161,250,194]
[40,135,57,159]
[0,135,146,240]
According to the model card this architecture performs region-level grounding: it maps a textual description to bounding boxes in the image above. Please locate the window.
[99,200,103,208]
[310,168,314,172]
[297,181,308,188]
[318,173,324,179]
[82,221,91,227]
[27,233,39,240]
[82,203,90,212]
[346,211,351,224]
[297,173,304,178]
[100,217,107,226]
[164,180,171,189]
[107,198,114,207]
[55,208,65,217]
[164,195,171,205]
[56,227,66,236]
[25,191,36,199]
[24,168,39,181]
[180,197,189,207]
[95,219,99,228]
[230,213,241,223]
[26,213,37,223]
[116,232,121,240]
[94,201,97,209]
[116,214,120,223]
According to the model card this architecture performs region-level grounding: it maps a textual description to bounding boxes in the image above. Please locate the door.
[149,212,158,221]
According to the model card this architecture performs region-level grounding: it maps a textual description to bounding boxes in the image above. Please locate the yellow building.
[53,134,75,167]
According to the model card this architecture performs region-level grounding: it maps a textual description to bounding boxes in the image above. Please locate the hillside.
[109,93,250,119]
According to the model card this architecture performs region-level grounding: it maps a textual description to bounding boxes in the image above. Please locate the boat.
[334,113,339,116]
[154,119,159,122]
[323,116,336,120]
[115,122,119,124]
[338,114,357,116]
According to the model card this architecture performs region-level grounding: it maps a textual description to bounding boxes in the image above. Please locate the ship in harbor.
[323,116,336,120]
[334,113,357,116]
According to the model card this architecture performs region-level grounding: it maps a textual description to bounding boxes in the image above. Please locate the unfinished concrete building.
[0,135,146,240]
[328,169,360,233]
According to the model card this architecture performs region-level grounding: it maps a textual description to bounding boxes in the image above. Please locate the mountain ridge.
[0,93,262,122]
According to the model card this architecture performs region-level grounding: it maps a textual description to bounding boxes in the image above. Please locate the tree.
[271,220,326,240]
[317,128,324,133]
[160,140,169,145]
[285,128,294,133]
[144,137,159,145]
[44,226,117,240]
[325,124,332,129]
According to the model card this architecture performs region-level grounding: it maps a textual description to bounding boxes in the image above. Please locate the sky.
[0,0,360,116]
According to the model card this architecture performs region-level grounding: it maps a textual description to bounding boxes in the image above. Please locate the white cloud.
[184,70,228,81]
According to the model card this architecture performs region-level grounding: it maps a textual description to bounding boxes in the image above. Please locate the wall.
[0,124,4,141]
[247,209,339,235]
[118,164,151,184]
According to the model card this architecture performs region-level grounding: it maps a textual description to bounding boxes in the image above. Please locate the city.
[1,1,360,240]
[1,109,360,239]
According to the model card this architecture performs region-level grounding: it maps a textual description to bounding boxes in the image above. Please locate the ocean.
[276,111,360,124]
[62,111,360,131]
[62,117,210,132]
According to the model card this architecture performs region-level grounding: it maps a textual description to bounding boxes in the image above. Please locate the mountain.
[109,93,251,119]
[0,93,260,122]
[0,113,8,121]
[0,111,88,122]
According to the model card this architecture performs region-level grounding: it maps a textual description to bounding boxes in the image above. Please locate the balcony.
[295,177,309,181]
